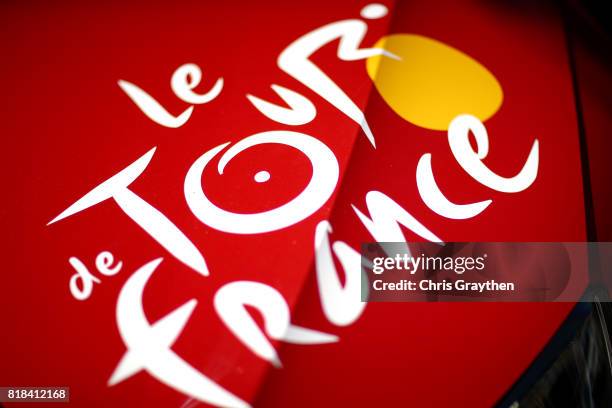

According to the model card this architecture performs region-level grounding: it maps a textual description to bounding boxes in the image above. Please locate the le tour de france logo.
[46,3,538,407]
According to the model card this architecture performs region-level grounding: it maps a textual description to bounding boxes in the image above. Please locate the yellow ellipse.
[366,34,503,131]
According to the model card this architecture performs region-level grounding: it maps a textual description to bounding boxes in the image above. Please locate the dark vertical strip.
[560,1,609,297]
[560,0,598,242]
[496,2,601,406]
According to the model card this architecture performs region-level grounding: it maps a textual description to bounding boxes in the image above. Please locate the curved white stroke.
[246,84,316,126]
[448,114,539,193]
[184,131,339,234]
[214,281,338,368]
[416,153,492,219]
[118,80,193,128]
[171,63,224,105]
[314,221,366,326]
[109,258,249,408]
[278,17,398,148]
[352,191,442,244]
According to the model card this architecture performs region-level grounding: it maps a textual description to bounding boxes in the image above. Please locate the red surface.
[0,1,586,407]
